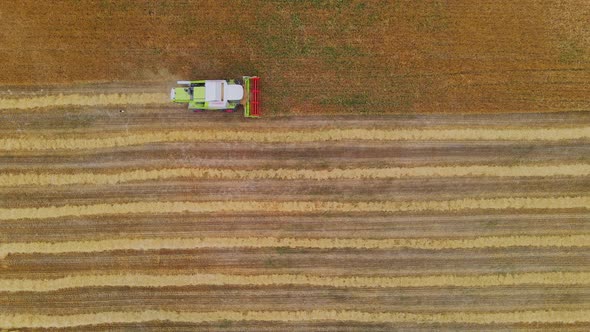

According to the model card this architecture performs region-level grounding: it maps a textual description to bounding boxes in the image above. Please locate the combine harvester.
[170,76,260,118]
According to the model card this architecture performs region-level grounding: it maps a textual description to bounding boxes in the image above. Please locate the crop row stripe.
[2,309,590,328]
[1,127,588,151]
[1,197,587,221]
[1,164,588,186]
[1,235,588,258]
[0,93,170,110]
[1,272,588,293]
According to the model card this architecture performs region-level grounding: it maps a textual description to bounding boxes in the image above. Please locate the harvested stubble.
[1,111,589,330]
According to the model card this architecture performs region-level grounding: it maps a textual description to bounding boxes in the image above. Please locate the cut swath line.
[1,271,589,293]
[0,127,588,151]
[1,234,589,258]
[0,93,170,110]
[0,197,588,221]
[2,309,590,328]
[1,164,588,186]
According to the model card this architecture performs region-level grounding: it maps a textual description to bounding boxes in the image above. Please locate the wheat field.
[0,95,589,330]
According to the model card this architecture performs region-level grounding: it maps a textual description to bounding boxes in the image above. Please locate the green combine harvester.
[170,76,260,117]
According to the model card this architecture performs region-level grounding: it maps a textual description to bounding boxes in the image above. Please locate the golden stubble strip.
[0,93,169,110]
[1,309,590,328]
[1,234,588,258]
[0,127,588,151]
[0,197,588,221]
[1,164,589,186]
[0,272,589,293]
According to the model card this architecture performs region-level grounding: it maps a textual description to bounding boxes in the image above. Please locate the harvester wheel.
[233,78,243,86]
[234,104,244,113]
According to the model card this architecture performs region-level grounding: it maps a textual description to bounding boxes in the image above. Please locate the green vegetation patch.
[559,40,585,64]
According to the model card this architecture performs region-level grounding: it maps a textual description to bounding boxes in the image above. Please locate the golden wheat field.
[0,88,588,330]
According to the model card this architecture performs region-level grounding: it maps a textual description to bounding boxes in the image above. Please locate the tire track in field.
[2,309,590,328]
[0,93,170,110]
[3,177,586,209]
[0,127,588,151]
[1,272,589,293]
[3,141,586,170]
[4,285,588,315]
[1,107,588,130]
[0,164,588,186]
[1,234,588,258]
[4,247,586,279]
[3,213,587,242]
[1,197,587,221]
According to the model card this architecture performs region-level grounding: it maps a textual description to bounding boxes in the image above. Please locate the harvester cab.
[170,76,260,117]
